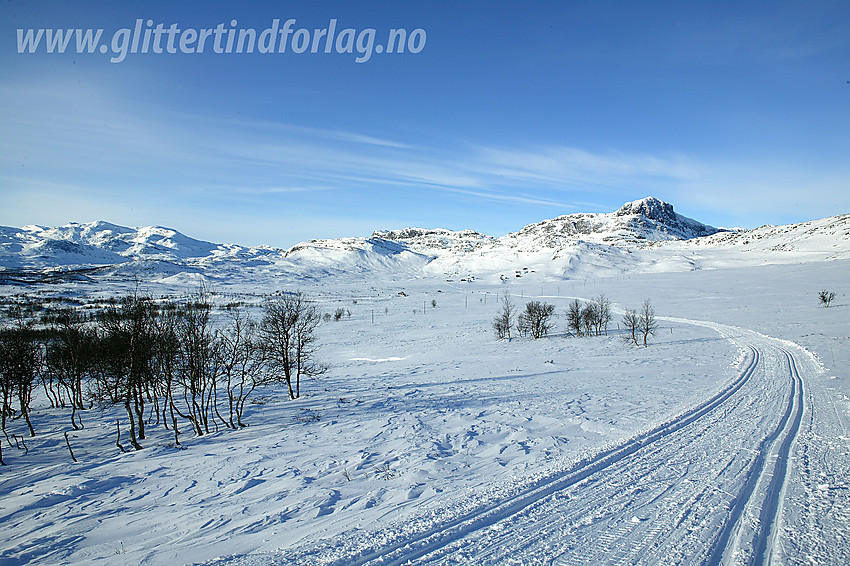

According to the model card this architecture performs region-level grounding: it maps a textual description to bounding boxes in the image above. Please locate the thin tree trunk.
[134,386,145,440]
[228,389,236,429]
[284,367,295,400]
[236,381,256,427]
[151,391,161,426]
[205,380,217,432]
[19,394,35,437]
[71,404,82,430]
[64,431,77,462]
[41,377,57,408]
[182,389,204,436]
[124,399,142,450]
[213,385,230,429]
[115,419,126,452]
[170,399,180,446]
[75,379,84,410]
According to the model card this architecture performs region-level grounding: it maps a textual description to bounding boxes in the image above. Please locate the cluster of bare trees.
[517,301,556,339]
[493,292,612,341]
[0,289,325,462]
[493,292,557,340]
[566,295,612,337]
[493,292,658,347]
[621,299,658,347]
[0,316,42,448]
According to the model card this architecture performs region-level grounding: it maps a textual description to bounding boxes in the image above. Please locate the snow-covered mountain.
[692,213,850,255]
[0,221,234,270]
[366,198,720,256]
[497,196,722,251]
[372,228,496,253]
[1,197,848,285]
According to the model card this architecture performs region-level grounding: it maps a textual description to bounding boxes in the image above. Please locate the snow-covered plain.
[1,199,848,565]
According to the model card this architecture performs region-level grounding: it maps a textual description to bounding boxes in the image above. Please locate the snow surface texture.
[0,197,848,565]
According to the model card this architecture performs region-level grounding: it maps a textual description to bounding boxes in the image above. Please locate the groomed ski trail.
[215,319,813,566]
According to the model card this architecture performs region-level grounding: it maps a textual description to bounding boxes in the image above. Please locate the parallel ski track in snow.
[339,349,760,566]
[707,347,805,566]
[275,322,808,566]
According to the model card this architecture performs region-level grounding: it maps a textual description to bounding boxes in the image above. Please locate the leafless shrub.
[493,291,516,340]
[819,290,836,307]
[521,301,555,339]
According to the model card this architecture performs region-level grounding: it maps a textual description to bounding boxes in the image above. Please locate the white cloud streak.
[2,77,847,242]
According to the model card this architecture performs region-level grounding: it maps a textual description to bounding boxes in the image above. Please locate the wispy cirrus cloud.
[4,75,847,246]
[436,186,574,208]
[0,77,701,214]
[467,145,702,189]
[215,116,417,149]
[234,186,334,195]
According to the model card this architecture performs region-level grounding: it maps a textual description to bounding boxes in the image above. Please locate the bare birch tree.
[638,299,658,347]
[260,291,326,400]
[493,291,516,340]
[622,309,639,347]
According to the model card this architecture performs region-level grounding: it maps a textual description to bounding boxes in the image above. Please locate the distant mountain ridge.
[371,197,722,255]
[1,197,847,284]
[0,220,251,278]
[498,197,722,251]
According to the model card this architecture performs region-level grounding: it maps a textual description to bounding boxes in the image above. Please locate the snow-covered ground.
[1,257,848,565]
[1,200,848,565]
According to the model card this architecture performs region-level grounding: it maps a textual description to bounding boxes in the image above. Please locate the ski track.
[251,320,811,566]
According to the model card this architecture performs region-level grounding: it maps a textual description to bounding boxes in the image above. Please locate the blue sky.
[1,1,848,247]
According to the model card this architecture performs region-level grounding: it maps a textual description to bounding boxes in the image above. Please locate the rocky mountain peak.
[615,197,677,222]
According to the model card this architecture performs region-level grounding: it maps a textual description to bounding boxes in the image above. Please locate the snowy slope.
[0,221,229,272]
[283,237,435,278]
[372,228,495,254]
[692,213,850,254]
[0,260,847,566]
